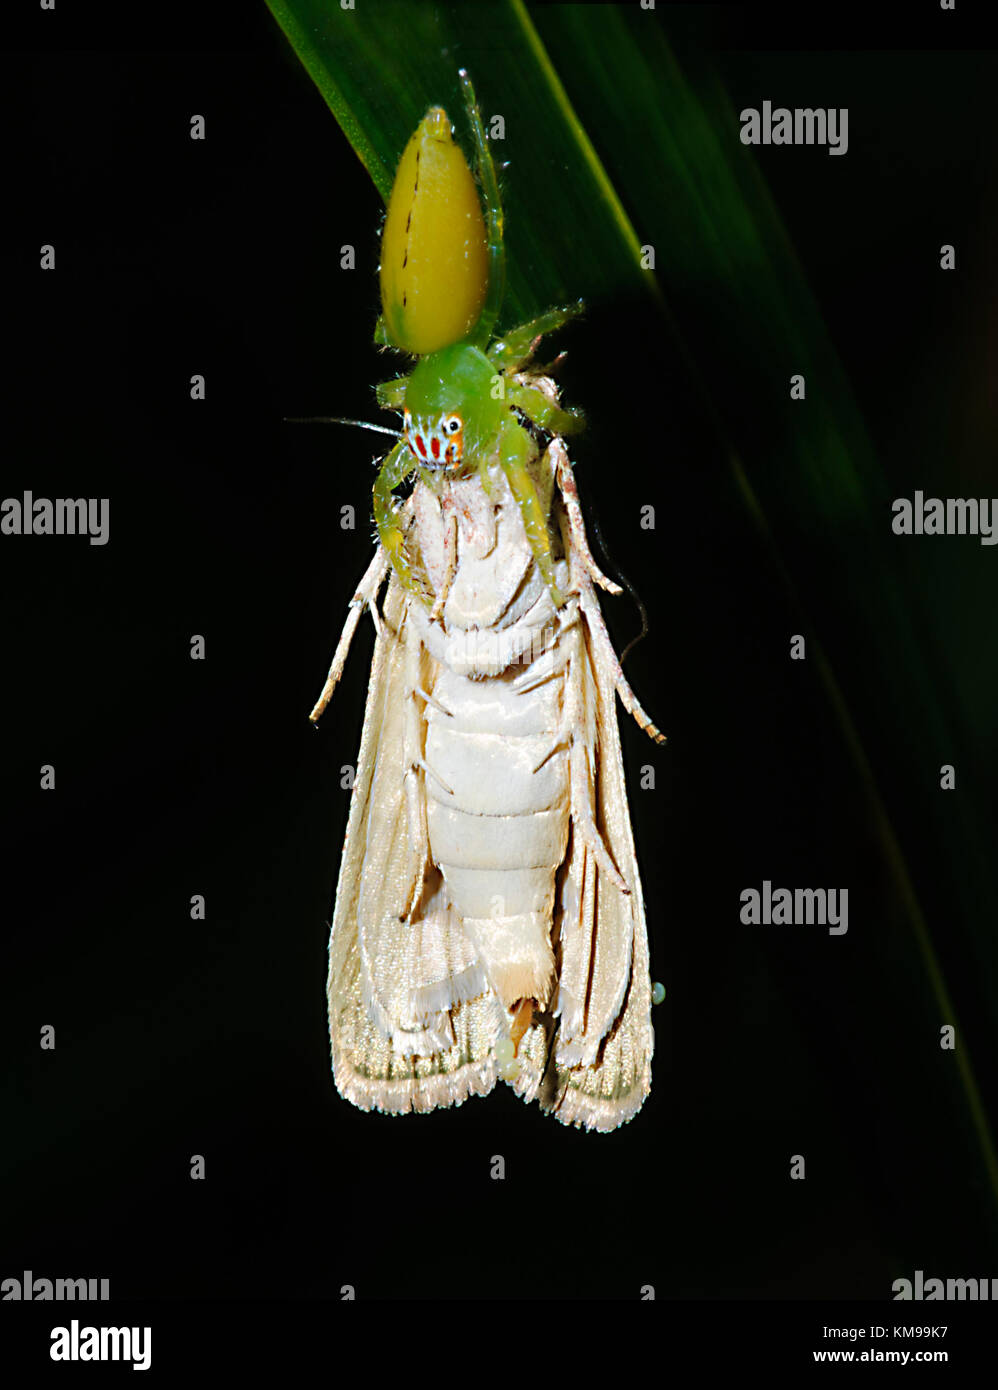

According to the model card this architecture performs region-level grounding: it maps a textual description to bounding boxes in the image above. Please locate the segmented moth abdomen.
[422,657,570,1014]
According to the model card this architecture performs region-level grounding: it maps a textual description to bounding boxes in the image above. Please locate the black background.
[2,0,997,1317]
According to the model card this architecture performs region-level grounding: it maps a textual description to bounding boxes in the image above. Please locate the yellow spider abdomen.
[379,106,489,356]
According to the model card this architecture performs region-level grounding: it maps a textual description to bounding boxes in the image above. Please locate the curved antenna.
[586,501,650,666]
[284,416,402,438]
[459,69,505,349]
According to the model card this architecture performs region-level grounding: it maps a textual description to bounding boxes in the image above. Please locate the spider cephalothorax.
[400,343,499,477]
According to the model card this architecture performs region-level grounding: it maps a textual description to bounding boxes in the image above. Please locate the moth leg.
[558,505,667,747]
[531,728,569,775]
[511,636,572,695]
[569,748,629,894]
[551,437,622,594]
[413,756,453,798]
[402,613,428,852]
[562,623,631,895]
[497,416,562,607]
[401,614,432,917]
[368,595,385,640]
[412,685,452,718]
[487,300,585,371]
[373,438,419,592]
[577,581,666,747]
[309,544,390,724]
[522,639,573,772]
[429,499,458,624]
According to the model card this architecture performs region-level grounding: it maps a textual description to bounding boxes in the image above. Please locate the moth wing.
[327,569,498,1115]
[540,596,654,1132]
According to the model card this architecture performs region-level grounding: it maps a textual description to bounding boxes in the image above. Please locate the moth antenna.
[586,502,650,665]
[284,416,402,438]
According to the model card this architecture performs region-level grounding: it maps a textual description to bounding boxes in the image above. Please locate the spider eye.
[444,415,462,434]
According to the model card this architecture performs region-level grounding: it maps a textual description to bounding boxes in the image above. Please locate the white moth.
[312,431,664,1132]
